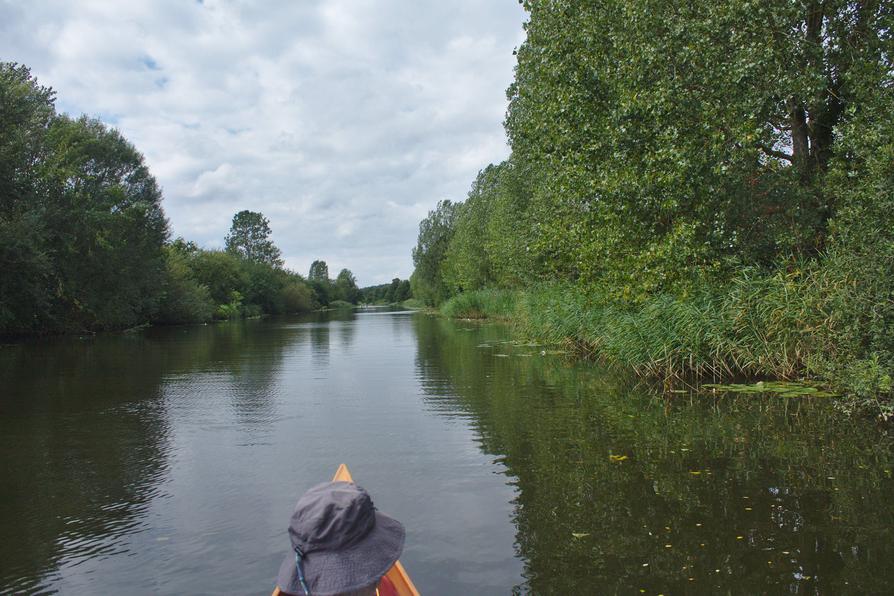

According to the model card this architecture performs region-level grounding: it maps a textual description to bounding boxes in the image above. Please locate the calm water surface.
[1,309,892,594]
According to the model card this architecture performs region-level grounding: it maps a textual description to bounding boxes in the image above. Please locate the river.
[1,309,892,594]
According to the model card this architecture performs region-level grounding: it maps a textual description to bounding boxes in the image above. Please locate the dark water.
[1,310,892,595]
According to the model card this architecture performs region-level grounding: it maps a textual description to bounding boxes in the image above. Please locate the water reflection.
[3,312,892,594]
[0,335,172,593]
[0,318,305,593]
[411,314,894,594]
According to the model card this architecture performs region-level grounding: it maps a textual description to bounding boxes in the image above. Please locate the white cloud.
[0,0,526,284]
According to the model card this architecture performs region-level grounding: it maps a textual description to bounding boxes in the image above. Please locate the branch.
[757,143,794,162]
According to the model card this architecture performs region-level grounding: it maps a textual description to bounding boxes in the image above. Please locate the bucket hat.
[277,481,405,596]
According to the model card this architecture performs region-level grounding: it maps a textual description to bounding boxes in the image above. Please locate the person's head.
[277,481,405,596]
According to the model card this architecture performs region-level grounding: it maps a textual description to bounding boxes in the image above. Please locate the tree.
[189,250,247,306]
[0,62,56,332]
[505,0,894,297]
[225,210,282,267]
[411,200,459,305]
[43,114,170,330]
[308,260,329,283]
[395,279,412,302]
[334,268,361,304]
[280,282,313,313]
[384,278,400,303]
[156,244,214,324]
[307,260,331,307]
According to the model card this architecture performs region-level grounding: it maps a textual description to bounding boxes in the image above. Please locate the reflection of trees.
[0,317,305,592]
[173,319,308,428]
[412,315,894,595]
[334,311,358,353]
[309,322,330,369]
[0,336,172,593]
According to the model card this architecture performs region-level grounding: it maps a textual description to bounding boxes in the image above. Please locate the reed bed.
[441,273,828,384]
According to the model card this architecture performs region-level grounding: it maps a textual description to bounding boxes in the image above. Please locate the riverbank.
[440,280,893,419]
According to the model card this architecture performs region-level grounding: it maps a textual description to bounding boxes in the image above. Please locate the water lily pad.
[702,381,836,398]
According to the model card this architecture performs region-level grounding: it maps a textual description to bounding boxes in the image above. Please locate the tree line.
[410,1,894,413]
[360,278,412,305]
[0,62,395,335]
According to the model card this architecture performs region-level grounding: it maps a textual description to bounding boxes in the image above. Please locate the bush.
[155,248,214,324]
[280,282,313,313]
[328,300,354,310]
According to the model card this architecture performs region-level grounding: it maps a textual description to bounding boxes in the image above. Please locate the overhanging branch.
[757,143,794,163]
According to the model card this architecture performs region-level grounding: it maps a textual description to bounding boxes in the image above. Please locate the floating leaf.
[572,532,590,539]
[702,381,836,398]
[609,454,629,462]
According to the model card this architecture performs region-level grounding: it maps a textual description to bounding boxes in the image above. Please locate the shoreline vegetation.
[411,3,894,418]
[1,62,413,338]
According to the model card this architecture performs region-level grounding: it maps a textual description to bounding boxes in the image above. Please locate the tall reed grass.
[439,267,892,418]
[440,289,518,320]
[442,273,828,382]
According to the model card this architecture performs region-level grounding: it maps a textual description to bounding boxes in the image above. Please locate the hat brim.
[277,511,405,596]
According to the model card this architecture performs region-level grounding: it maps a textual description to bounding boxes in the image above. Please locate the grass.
[514,277,830,382]
[440,289,518,320]
[437,270,893,418]
[440,275,827,383]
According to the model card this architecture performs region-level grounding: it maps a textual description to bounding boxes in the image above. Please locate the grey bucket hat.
[277,481,405,596]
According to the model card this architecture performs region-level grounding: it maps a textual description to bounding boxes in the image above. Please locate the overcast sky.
[1,0,526,285]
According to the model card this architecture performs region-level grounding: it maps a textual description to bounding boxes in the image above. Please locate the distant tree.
[334,268,361,304]
[411,200,458,305]
[156,244,214,324]
[280,281,313,313]
[384,278,400,303]
[307,261,331,307]
[189,250,248,306]
[308,260,329,284]
[225,210,282,267]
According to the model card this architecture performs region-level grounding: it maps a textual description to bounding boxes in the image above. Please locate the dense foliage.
[410,199,459,305]
[224,210,283,267]
[1,63,168,333]
[0,62,376,334]
[360,278,412,304]
[412,1,894,415]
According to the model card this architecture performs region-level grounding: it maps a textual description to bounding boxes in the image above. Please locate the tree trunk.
[789,101,810,179]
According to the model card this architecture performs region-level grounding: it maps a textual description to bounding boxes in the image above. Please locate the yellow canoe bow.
[272,464,420,596]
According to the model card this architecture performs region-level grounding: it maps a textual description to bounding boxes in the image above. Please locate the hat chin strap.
[294,546,311,596]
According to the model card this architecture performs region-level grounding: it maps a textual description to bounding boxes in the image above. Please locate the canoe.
[272,464,420,596]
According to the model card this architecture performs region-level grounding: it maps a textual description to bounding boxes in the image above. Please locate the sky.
[0,0,527,285]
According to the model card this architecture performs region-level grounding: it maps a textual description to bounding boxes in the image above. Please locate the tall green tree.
[505,0,893,298]
[0,63,56,332]
[442,161,536,292]
[224,210,283,267]
[47,115,170,329]
[308,260,329,284]
[395,279,412,302]
[411,200,459,305]
[334,268,361,304]
[308,260,331,307]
